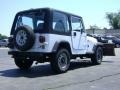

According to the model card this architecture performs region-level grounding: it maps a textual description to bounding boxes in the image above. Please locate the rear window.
[15,12,45,31]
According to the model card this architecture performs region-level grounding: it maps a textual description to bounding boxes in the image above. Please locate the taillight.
[39,36,45,43]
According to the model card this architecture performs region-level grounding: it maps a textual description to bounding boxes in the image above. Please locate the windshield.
[15,12,45,31]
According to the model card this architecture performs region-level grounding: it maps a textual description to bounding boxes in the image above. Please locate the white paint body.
[10,33,98,55]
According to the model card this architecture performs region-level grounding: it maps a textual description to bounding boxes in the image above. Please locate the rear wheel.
[91,47,103,65]
[50,49,70,73]
[14,58,33,70]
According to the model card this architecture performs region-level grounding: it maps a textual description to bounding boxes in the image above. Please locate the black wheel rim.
[58,52,68,70]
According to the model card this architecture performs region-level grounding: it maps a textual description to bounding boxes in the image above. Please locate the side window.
[53,12,69,33]
[71,16,84,32]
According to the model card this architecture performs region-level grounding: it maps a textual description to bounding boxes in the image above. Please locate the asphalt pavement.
[0,48,120,90]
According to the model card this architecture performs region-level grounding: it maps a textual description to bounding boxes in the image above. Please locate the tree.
[106,11,120,29]
[103,27,108,30]
[89,25,101,34]
[89,25,100,30]
[0,34,8,40]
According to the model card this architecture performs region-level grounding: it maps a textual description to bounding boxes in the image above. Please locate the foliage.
[89,25,101,30]
[0,34,8,40]
[106,11,120,29]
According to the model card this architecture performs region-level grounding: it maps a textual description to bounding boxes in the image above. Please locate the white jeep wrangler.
[8,8,115,73]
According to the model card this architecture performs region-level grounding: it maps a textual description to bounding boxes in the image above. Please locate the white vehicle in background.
[0,39,8,47]
[8,8,115,73]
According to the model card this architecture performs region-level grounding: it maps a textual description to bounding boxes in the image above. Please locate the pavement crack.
[43,72,120,90]
[89,72,120,82]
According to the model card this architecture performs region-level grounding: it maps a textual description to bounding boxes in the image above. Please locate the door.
[71,16,87,50]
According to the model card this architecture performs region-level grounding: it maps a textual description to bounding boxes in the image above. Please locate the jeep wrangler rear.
[8,8,115,73]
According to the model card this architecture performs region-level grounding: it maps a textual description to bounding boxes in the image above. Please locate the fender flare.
[52,41,71,53]
[93,42,103,53]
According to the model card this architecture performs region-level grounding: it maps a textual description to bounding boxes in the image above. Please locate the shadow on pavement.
[0,60,95,78]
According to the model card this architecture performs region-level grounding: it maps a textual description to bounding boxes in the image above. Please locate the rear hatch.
[8,9,49,51]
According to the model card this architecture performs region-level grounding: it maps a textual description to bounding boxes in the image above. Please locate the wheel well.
[94,45,103,53]
[58,42,71,54]
[97,45,103,49]
[93,44,103,53]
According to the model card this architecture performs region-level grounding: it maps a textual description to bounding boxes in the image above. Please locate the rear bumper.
[8,51,53,58]
[103,43,115,56]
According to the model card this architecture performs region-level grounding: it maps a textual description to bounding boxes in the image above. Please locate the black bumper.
[103,43,115,56]
[8,51,52,58]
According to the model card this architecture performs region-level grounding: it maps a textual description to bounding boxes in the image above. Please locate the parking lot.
[0,48,120,90]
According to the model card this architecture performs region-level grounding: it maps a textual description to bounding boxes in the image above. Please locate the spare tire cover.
[14,25,35,51]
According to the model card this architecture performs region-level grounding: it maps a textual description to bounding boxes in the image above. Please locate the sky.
[0,0,120,36]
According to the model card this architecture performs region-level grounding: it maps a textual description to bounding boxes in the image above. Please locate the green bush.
[0,34,8,40]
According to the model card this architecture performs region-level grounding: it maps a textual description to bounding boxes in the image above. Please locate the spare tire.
[14,25,35,51]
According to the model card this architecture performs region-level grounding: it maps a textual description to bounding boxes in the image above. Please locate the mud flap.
[103,43,115,56]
